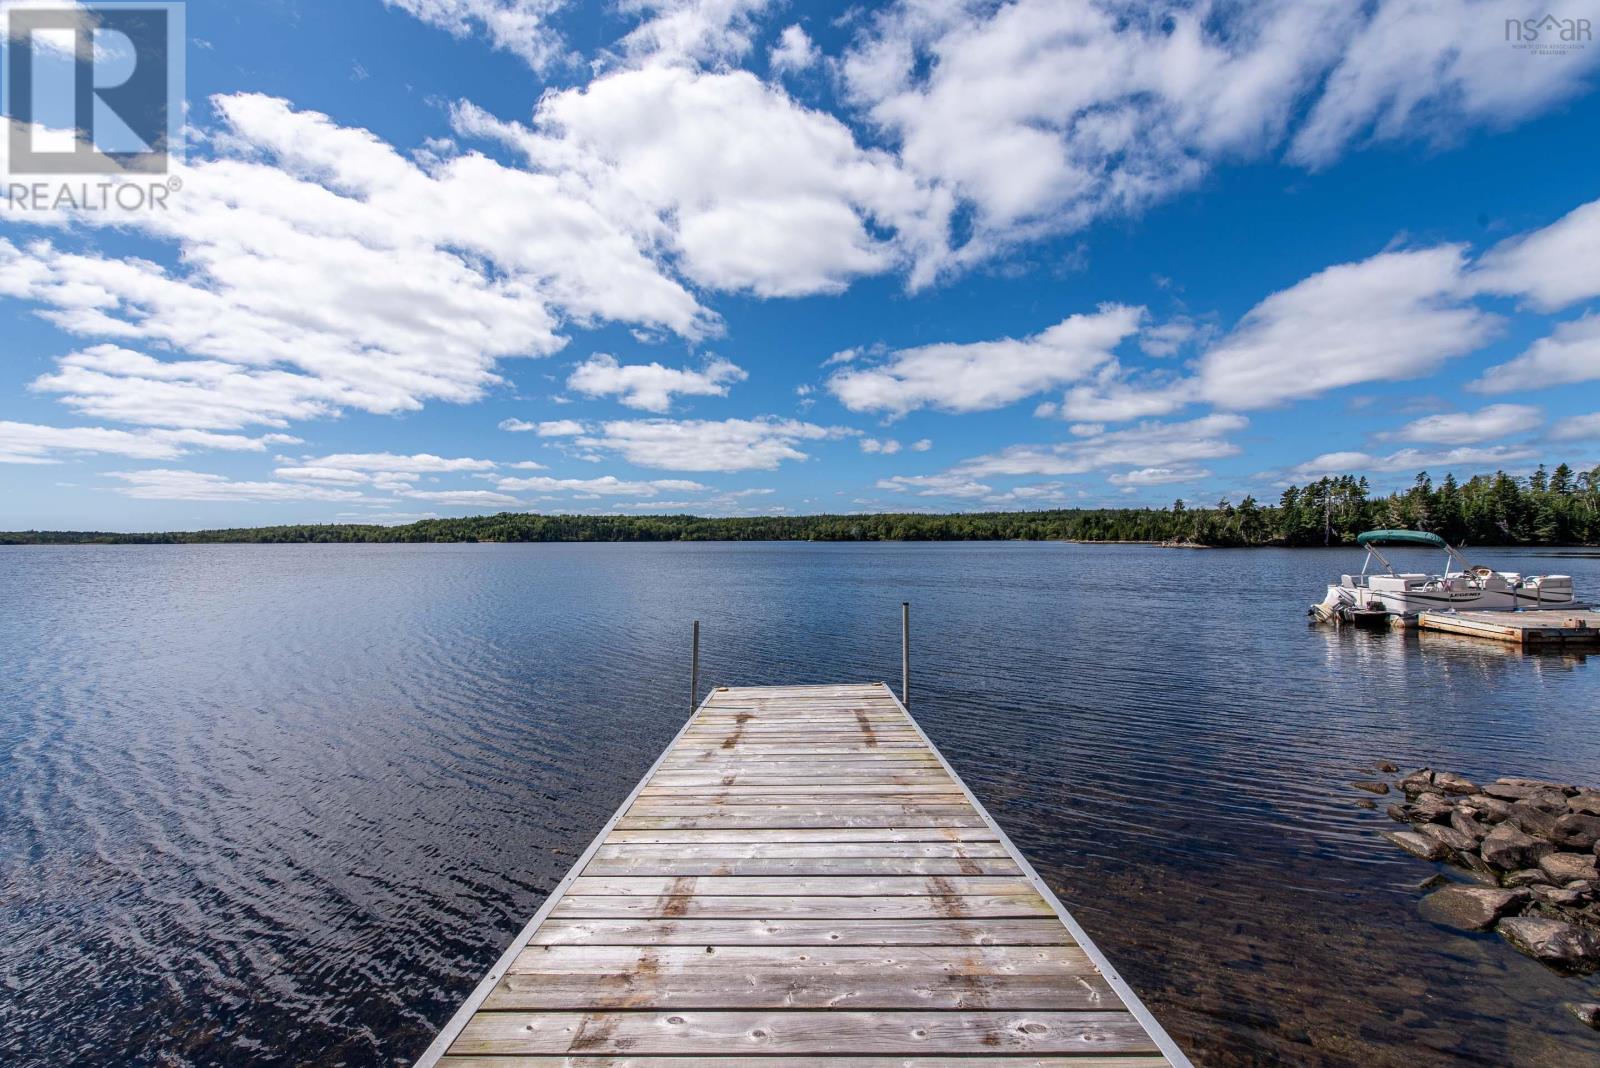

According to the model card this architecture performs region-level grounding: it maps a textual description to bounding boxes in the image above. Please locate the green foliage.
[5,464,1598,547]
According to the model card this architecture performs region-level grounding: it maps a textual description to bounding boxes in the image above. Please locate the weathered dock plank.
[416,683,1189,1066]
[1418,609,1600,645]
[527,918,1081,947]
[439,1058,1172,1067]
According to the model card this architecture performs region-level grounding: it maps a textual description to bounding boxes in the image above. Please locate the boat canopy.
[1356,529,1447,549]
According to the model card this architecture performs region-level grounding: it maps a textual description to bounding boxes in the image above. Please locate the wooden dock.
[1418,609,1600,646]
[416,682,1190,1066]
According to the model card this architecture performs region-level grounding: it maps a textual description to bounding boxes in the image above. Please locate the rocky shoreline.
[1364,767,1600,1029]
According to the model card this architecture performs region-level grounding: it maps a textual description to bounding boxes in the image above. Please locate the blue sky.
[2,0,1599,530]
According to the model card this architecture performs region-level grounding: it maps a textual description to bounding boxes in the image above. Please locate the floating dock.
[416,681,1189,1066]
[1418,609,1600,646]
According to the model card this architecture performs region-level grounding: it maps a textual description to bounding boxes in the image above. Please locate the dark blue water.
[2,542,1598,1067]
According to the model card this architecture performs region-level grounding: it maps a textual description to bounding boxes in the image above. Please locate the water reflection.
[0,543,1596,1067]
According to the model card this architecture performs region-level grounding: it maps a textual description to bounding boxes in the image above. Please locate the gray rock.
[1418,885,1524,930]
[1420,823,1477,853]
[1450,809,1490,841]
[1376,760,1399,773]
[1509,802,1563,839]
[1497,777,1577,795]
[1496,917,1600,974]
[1384,830,1450,861]
[1481,823,1554,871]
[1353,798,1377,810]
[1504,868,1549,888]
[1455,850,1502,885]
[1539,852,1600,884]
[1530,884,1585,907]
[1552,812,1600,851]
[1410,792,1455,823]
[1484,782,1542,801]
[1352,780,1390,795]
[1386,803,1411,823]
[1526,789,1573,813]
[1569,1002,1600,1030]
[1433,772,1479,795]
[1569,793,1600,817]
[1399,769,1435,796]
[1417,874,1448,891]
[1464,795,1515,823]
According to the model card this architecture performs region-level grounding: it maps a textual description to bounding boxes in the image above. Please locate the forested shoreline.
[6,465,1599,547]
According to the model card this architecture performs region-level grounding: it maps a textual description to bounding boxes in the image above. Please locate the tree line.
[5,464,1598,547]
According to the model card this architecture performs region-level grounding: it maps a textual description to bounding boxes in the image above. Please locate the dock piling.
[901,601,911,709]
[691,620,700,712]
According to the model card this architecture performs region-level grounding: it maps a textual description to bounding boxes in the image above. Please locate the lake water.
[2,542,1599,1067]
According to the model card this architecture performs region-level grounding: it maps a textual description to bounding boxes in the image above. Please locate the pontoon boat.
[1309,529,1578,623]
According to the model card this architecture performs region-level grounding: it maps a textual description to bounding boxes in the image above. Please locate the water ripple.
[1,542,1597,1067]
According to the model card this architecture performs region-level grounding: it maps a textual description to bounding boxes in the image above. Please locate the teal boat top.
[1356,529,1448,549]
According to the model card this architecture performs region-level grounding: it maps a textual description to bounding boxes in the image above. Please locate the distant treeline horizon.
[5,464,1599,547]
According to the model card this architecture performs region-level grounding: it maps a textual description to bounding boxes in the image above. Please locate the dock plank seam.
[415,683,1190,1066]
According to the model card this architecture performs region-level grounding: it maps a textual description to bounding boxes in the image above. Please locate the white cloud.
[1471,314,1600,394]
[540,419,587,437]
[8,93,711,435]
[1284,445,1540,481]
[860,438,902,455]
[495,474,709,496]
[770,24,818,73]
[275,466,374,485]
[1139,317,1207,358]
[501,418,587,436]
[1290,1,1600,168]
[1281,450,1371,481]
[455,65,948,297]
[953,413,1247,479]
[1108,466,1212,487]
[842,0,1598,264]
[302,452,496,474]
[567,353,746,412]
[577,416,847,471]
[614,0,775,67]
[110,469,372,502]
[842,0,1336,251]
[1060,375,1196,422]
[827,304,1140,416]
[1386,404,1543,445]
[273,452,498,493]
[398,488,521,507]
[1472,198,1600,312]
[1551,413,1600,442]
[380,0,571,71]
[0,2,94,36]
[0,420,294,465]
[1195,246,1497,408]
[27,346,346,431]
[910,438,932,452]
[876,473,992,499]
